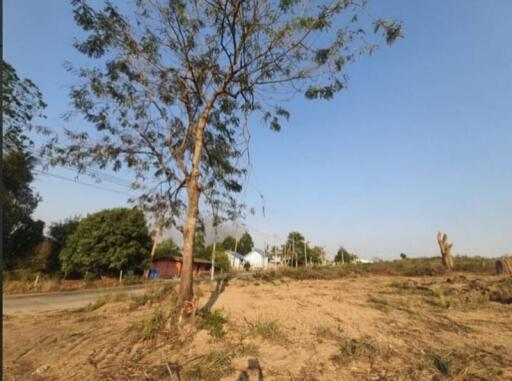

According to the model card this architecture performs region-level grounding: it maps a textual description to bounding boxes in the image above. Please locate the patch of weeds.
[184,350,234,381]
[194,286,205,298]
[387,281,435,297]
[367,296,391,313]
[83,271,97,284]
[330,337,375,366]
[311,325,341,342]
[425,289,452,309]
[129,294,148,310]
[142,309,165,340]
[428,352,452,375]
[74,292,127,313]
[122,274,141,285]
[168,291,180,325]
[497,278,512,286]
[129,282,175,310]
[246,318,287,344]
[235,342,260,357]
[253,270,282,283]
[196,309,228,338]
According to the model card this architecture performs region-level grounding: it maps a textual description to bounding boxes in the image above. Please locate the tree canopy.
[221,235,237,251]
[2,60,47,270]
[334,246,358,264]
[45,217,81,273]
[155,237,182,258]
[50,0,401,307]
[60,208,151,276]
[238,231,254,255]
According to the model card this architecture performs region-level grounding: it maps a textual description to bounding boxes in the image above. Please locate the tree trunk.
[178,106,211,316]
[437,232,455,271]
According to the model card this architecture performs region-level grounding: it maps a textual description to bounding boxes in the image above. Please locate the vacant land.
[3,272,512,380]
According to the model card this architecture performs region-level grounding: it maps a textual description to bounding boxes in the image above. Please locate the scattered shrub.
[183,350,234,381]
[246,318,287,343]
[83,272,97,284]
[429,352,452,375]
[196,309,228,337]
[142,309,165,340]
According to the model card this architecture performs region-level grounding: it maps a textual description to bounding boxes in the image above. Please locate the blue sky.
[4,1,511,259]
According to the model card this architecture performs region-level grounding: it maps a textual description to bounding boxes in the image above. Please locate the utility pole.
[146,216,164,279]
[293,236,297,268]
[304,241,308,267]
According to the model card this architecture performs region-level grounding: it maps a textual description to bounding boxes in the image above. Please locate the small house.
[150,255,215,278]
[224,250,246,269]
[244,249,272,269]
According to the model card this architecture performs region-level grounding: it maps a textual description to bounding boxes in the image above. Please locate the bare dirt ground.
[3,273,512,380]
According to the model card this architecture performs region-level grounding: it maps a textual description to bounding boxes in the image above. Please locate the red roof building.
[150,255,215,278]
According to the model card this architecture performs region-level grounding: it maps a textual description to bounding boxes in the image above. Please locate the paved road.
[3,285,147,314]
[3,274,250,314]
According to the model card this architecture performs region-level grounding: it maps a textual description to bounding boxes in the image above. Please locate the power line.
[33,169,134,196]
[16,144,134,188]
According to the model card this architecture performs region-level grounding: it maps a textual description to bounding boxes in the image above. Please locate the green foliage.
[52,1,401,274]
[334,246,358,264]
[60,208,151,276]
[142,309,165,340]
[122,274,141,285]
[46,217,81,273]
[284,231,323,266]
[243,261,251,271]
[400,253,408,259]
[184,350,234,381]
[309,246,326,264]
[2,60,48,270]
[154,238,181,258]
[215,251,230,272]
[2,150,44,270]
[83,272,97,283]
[238,232,254,255]
[193,229,206,258]
[195,246,230,272]
[196,309,228,338]
[221,235,236,251]
[246,318,287,343]
[2,60,47,152]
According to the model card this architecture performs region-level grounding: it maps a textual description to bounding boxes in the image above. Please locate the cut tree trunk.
[496,256,512,276]
[437,232,455,271]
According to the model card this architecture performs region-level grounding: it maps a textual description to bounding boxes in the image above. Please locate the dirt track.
[3,274,512,380]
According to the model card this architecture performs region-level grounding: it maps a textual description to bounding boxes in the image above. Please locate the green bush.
[60,208,151,277]
[122,274,141,285]
[83,272,97,283]
[196,309,228,337]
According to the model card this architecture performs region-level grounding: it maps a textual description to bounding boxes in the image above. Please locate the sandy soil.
[3,274,512,380]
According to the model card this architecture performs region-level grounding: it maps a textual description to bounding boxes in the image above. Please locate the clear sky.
[4,1,511,259]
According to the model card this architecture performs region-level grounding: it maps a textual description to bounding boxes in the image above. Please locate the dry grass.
[3,273,512,380]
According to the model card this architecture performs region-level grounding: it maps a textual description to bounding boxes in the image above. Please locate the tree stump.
[437,232,455,271]
[496,256,512,276]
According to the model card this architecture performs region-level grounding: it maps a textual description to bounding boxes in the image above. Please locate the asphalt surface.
[3,273,251,314]
[3,285,147,314]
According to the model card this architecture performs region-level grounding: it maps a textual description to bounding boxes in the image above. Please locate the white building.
[244,249,272,269]
[224,250,246,269]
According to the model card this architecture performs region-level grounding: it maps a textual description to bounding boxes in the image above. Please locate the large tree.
[60,208,151,276]
[50,0,401,311]
[238,231,254,255]
[47,217,81,273]
[2,60,47,269]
